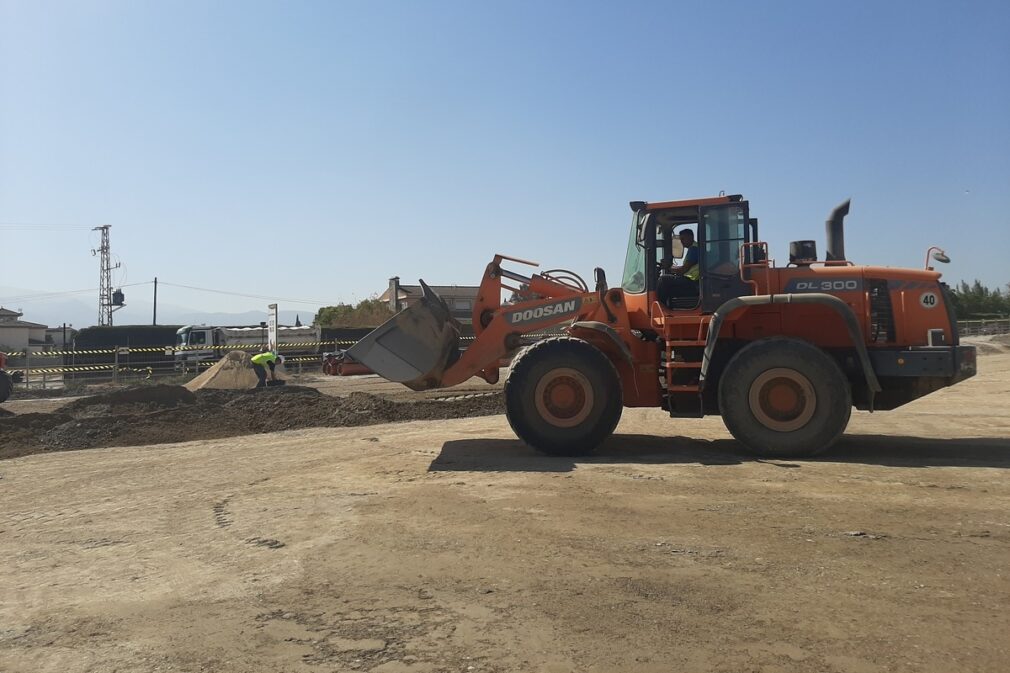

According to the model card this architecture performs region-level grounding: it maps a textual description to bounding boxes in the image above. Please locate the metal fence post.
[24,350,30,389]
[113,348,119,385]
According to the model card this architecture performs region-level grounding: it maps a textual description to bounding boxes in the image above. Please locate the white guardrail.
[957,318,1010,337]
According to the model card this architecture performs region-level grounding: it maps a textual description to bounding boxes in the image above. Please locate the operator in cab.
[658,228,700,303]
[250,350,284,388]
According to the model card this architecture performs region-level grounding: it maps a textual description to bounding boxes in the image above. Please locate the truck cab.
[175,325,216,368]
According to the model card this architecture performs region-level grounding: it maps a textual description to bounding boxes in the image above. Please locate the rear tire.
[0,372,12,403]
[718,338,851,457]
[505,337,623,456]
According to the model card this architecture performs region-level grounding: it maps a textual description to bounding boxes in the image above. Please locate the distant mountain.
[0,286,310,329]
[0,288,94,328]
[164,310,305,327]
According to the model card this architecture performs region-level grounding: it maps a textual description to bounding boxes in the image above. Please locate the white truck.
[174,324,321,368]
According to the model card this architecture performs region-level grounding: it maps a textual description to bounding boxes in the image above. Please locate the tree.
[949,280,1010,319]
[313,297,390,327]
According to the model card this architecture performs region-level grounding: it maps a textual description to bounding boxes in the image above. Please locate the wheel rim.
[747,367,816,432]
[534,367,594,428]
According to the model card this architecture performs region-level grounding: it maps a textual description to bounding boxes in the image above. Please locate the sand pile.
[184,351,287,391]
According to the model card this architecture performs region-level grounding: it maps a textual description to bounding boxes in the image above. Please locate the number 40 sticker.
[920,292,939,308]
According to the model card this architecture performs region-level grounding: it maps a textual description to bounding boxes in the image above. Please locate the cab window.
[702,206,747,277]
[621,213,647,293]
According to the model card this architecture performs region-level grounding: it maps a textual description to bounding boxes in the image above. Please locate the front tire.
[718,338,851,457]
[505,337,623,456]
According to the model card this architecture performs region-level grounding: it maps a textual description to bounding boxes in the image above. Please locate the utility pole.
[153,277,158,326]
[91,225,120,326]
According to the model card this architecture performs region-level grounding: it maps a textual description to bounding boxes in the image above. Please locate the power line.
[157,281,331,305]
[0,282,151,304]
[0,222,93,230]
[0,287,97,303]
[2,280,328,307]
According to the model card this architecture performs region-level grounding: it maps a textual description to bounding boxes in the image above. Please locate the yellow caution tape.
[8,364,116,374]
[4,337,476,359]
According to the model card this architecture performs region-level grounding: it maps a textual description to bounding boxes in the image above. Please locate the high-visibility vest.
[683,245,700,281]
[251,352,277,366]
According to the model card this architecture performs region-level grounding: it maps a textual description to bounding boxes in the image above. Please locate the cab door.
[699,203,752,312]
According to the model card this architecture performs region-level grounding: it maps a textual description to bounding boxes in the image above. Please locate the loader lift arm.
[348,255,617,391]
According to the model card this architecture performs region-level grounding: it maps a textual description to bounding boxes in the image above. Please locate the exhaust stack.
[825,199,851,262]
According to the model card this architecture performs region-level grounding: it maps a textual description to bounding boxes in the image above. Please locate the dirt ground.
[0,385,504,460]
[1,346,1008,672]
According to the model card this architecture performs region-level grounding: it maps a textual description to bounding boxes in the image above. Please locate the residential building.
[379,277,479,325]
[0,307,48,353]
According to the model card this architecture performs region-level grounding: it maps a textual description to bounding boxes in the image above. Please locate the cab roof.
[630,194,744,212]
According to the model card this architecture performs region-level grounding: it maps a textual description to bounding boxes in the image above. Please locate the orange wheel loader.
[349,195,977,457]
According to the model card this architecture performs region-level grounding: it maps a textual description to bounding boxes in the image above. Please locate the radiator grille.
[868,280,895,343]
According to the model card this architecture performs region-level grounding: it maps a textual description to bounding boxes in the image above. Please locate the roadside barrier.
[5,332,485,390]
[4,336,480,359]
[957,318,1010,336]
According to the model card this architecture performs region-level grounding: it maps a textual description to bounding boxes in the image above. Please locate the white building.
[0,307,49,353]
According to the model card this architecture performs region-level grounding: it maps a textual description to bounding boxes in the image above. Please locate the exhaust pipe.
[825,199,850,262]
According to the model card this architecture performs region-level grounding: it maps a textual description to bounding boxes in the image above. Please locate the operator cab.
[622,195,758,313]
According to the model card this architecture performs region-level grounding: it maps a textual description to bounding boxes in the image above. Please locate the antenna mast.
[91,225,121,326]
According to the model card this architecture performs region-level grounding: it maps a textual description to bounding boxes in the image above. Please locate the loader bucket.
[346,280,461,391]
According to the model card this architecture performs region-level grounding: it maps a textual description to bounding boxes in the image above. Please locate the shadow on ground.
[429,433,1010,472]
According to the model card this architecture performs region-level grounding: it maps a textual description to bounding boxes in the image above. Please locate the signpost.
[267,304,278,352]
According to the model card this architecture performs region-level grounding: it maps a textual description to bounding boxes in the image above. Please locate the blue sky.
[2,0,1008,323]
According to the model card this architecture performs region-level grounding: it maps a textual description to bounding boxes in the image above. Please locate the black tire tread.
[504,337,623,456]
[718,337,851,458]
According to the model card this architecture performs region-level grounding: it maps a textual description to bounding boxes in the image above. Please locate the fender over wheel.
[718,338,851,457]
[505,337,623,456]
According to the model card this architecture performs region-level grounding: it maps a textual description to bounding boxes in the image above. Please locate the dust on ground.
[0,384,503,460]
[0,351,1007,673]
[967,332,1010,355]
